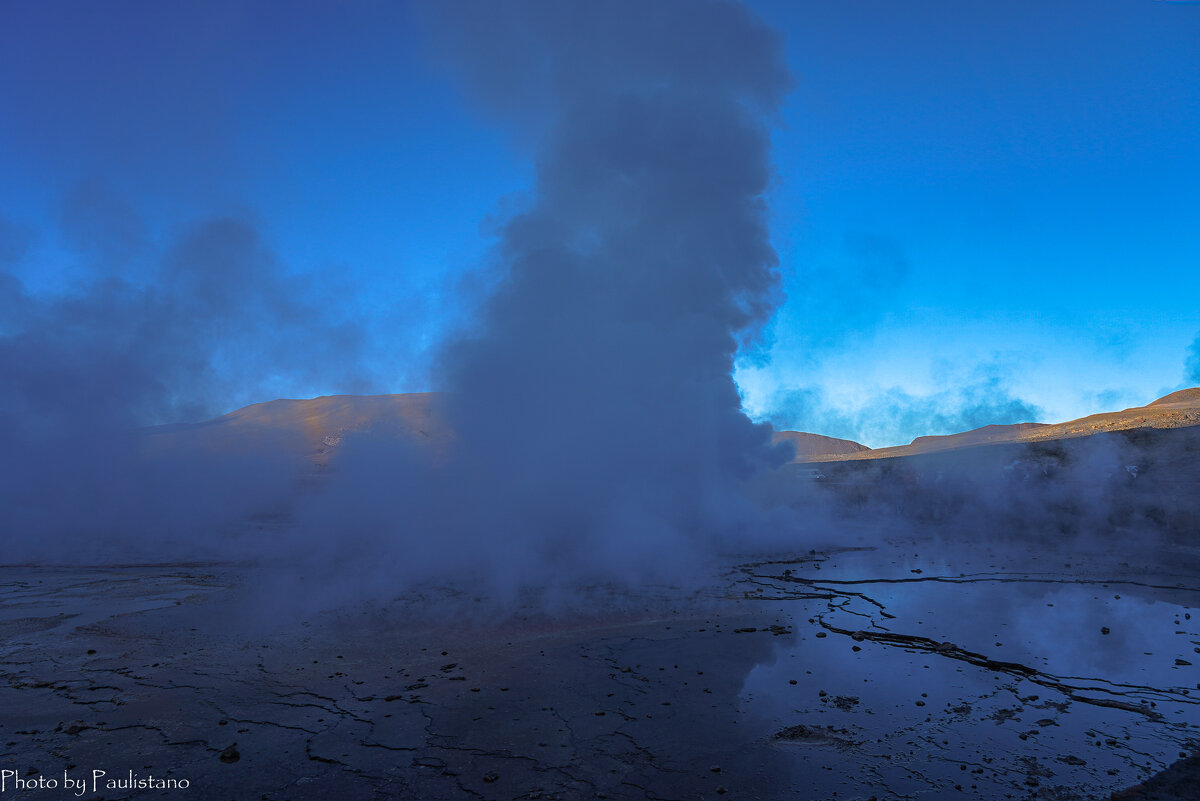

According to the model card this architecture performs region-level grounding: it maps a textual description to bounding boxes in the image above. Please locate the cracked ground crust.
[2,543,1198,801]
[0,567,790,801]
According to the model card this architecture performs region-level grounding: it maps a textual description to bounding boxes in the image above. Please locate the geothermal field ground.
[4,3,1198,800]
[2,392,1199,801]
[1,527,1198,799]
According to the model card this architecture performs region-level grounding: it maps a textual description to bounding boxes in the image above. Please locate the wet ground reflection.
[735,542,1200,799]
[1,536,1196,799]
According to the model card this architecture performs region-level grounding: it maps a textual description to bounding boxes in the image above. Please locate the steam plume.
[310,0,796,597]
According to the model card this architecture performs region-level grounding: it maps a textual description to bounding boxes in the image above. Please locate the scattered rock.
[772,724,860,748]
[829,695,859,710]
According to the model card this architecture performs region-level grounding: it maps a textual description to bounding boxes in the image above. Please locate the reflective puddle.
[735,543,1200,799]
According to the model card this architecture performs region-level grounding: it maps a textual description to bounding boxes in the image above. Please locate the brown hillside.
[907,422,1051,452]
[807,388,1200,463]
[772,430,870,461]
[1147,387,1200,407]
[143,393,450,464]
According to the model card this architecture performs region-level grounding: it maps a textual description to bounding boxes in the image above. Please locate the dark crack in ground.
[2,538,1198,800]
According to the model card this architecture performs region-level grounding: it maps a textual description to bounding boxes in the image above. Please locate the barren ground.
[3,528,1198,800]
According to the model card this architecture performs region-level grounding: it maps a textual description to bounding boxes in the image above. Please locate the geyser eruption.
[324,0,798,596]
[2,0,797,601]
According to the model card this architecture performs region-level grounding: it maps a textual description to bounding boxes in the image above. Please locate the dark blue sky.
[2,0,1197,446]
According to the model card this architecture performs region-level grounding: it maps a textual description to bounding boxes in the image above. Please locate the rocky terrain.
[143,392,450,467]
[2,389,1196,799]
[771,430,871,460]
[785,388,1200,463]
[141,388,1200,475]
[2,535,1196,800]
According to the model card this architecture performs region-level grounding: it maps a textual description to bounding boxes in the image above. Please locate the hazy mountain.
[143,393,449,466]
[143,387,1200,469]
[771,430,871,461]
[798,388,1200,463]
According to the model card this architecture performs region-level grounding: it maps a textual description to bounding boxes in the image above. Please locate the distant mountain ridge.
[143,392,450,464]
[771,430,871,460]
[789,388,1200,463]
[145,387,1200,468]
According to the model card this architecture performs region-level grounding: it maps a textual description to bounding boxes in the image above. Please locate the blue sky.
[1,0,1197,447]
